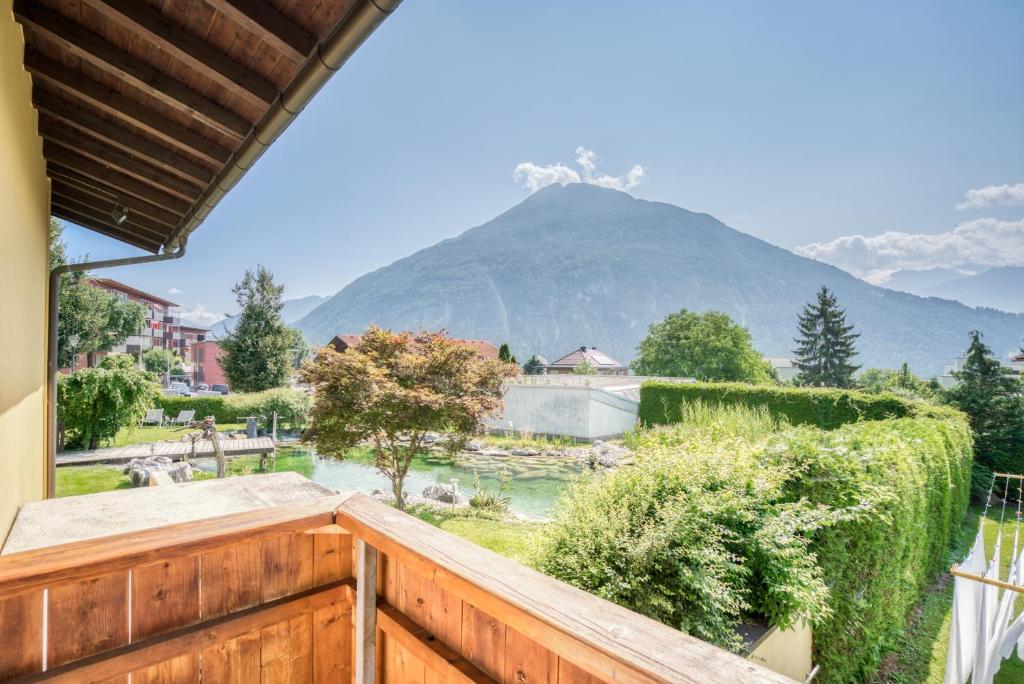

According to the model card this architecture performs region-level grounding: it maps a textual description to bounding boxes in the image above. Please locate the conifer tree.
[793,286,860,388]
[498,343,512,362]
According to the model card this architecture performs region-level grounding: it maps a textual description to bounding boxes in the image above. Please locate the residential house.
[766,356,800,382]
[938,353,1024,388]
[546,346,629,375]
[328,333,501,360]
[0,2,790,681]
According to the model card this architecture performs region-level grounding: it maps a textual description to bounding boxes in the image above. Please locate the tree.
[944,331,1024,490]
[302,327,515,510]
[523,355,546,375]
[142,348,184,377]
[793,287,860,388]
[497,342,517,366]
[632,309,774,383]
[50,220,147,369]
[858,363,937,401]
[220,266,302,392]
[572,359,598,376]
[57,354,159,449]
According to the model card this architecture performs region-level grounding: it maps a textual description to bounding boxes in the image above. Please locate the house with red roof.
[546,346,628,376]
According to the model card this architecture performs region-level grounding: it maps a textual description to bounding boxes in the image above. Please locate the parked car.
[211,384,230,395]
[165,381,191,397]
[196,383,209,391]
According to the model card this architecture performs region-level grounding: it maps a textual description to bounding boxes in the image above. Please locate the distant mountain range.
[882,267,1024,314]
[294,184,1024,376]
[203,294,326,337]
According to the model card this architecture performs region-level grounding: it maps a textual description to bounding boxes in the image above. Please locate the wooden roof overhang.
[15,0,399,253]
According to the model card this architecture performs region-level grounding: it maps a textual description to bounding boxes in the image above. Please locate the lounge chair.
[166,409,196,426]
[140,408,164,427]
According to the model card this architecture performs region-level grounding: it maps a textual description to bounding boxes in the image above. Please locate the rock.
[511,448,539,457]
[422,483,462,504]
[464,441,483,452]
[421,432,439,444]
[123,457,193,487]
[478,449,509,458]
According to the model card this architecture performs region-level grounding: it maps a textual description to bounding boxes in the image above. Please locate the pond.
[194,445,583,519]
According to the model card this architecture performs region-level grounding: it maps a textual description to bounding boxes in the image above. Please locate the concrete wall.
[487,383,640,440]
[0,0,50,537]
[746,622,813,682]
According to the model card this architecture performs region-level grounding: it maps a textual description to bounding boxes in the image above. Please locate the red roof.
[548,346,624,369]
[328,334,500,361]
[89,278,179,308]
[1013,352,1024,363]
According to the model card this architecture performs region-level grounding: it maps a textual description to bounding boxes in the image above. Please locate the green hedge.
[783,417,973,682]
[639,381,948,429]
[154,388,312,429]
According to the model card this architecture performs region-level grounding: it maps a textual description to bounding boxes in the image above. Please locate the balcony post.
[355,539,378,683]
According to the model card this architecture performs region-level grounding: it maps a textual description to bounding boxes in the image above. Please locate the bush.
[155,388,312,429]
[58,354,159,449]
[639,380,946,429]
[538,402,973,683]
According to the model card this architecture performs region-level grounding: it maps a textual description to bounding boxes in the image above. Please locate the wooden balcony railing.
[0,493,794,683]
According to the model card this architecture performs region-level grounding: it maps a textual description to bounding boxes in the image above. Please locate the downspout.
[46,242,187,497]
[165,0,402,250]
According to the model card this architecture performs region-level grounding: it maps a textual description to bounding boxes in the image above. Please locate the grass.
[408,506,545,563]
[481,432,584,451]
[871,505,1024,683]
[62,422,249,451]
[55,465,132,497]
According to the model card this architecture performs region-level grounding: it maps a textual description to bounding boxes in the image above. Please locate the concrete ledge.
[2,472,338,555]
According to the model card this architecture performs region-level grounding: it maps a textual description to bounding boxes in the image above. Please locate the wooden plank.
[262,531,314,602]
[131,653,199,684]
[0,591,43,678]
[51,184,173,239]
[336,495,793,684]
[49,164,184,227]
[199,628,260,683]
[313,525,353,585]
[506,627,558,684]
[82,0,278,106]
[47,571,129,667]
[45,142,192,215]
[27,580,353,684]
[462,603,506,681]
[0,496,352,599]
[384,633,426,684]
[132,556,201,640]
[260,613,313,682]
[356,539,378,684]
[51,205,162,252]
[204,0,316,62]
[201,539,262,619]
[26,51,231,166]
[35,90,216,184]
[313,601,352,683]
[43,116,204,201]
[557,659,604,684]
[52,193,167,243]
[400,562,462,650]
[14,1,250,138]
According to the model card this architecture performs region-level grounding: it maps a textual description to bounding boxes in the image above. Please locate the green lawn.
[873,507,1024,683]
[409,506,545,563]
[104,422,248,448]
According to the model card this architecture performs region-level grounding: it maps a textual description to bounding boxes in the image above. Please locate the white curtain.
[946,530,987,684]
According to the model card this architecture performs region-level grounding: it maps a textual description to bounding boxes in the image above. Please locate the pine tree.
[220,266,301,392]
[793,286,860,388]
[944,331,1024,488]
[498,343,513,362]
[523,355,546,375]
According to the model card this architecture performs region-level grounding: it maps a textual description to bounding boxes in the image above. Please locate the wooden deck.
[56,436,275,466]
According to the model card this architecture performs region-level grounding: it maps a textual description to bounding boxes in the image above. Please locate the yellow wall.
[0,0,51,538]
[747,621,813,682]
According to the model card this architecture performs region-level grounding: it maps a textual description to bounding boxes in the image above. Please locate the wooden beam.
[34,90,215,185]
[51,207,161,252]
[51,188,169,241]
[41,115,204,202]
[81,0,278,107]
[203,0,316,63]
[15,1,251,139]
[355,539,377,684]
[47,165,182,228]
[25,51,231,167]
[52,202,165,252]
[23,580,354,683]
[44,142,193,216]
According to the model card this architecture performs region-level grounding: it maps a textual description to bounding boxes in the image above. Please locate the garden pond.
[194,445,584,519]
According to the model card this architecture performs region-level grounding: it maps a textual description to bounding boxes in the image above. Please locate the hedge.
[639,380,952,429]
[154,388,312,429]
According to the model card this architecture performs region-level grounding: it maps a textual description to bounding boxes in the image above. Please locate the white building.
[765,357,800,382]
[937,353,1024,388]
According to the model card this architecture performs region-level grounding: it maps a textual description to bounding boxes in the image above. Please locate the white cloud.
[794,217,1024,282]
[167,287,183,295]
[178,304,225,327]
[512,147,645,193]
[956,183,1024,210]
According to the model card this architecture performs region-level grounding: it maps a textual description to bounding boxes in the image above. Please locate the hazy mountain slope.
[882,268,966,295]
[296,184,1023,375]
[922,267,1024,314]
[210,294,326,337]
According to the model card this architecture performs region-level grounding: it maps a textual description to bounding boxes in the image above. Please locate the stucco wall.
[487,384,640,439]
[0,1,50,537]
[746,622,813,682]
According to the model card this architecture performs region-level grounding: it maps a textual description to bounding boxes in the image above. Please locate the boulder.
[464,440,483,452]
[123,457,194,487]
[511,448,539,457]
[422,482,462,504]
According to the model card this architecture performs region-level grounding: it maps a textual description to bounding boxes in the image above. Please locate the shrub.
[58,354,159,449]
[155,388,312,429]
[639,380,946,429]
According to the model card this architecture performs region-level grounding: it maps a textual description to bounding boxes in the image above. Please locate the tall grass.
[624,399,789,449]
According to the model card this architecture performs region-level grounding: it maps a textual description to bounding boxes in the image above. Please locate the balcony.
[0,487,789,682]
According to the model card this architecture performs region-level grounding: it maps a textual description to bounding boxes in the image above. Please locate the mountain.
[209,294,326,337]
[882,268,968,295]
[295,184,1024,376]
[922,268,1024,314]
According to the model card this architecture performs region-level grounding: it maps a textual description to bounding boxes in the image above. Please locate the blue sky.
[61,0,1024,325]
